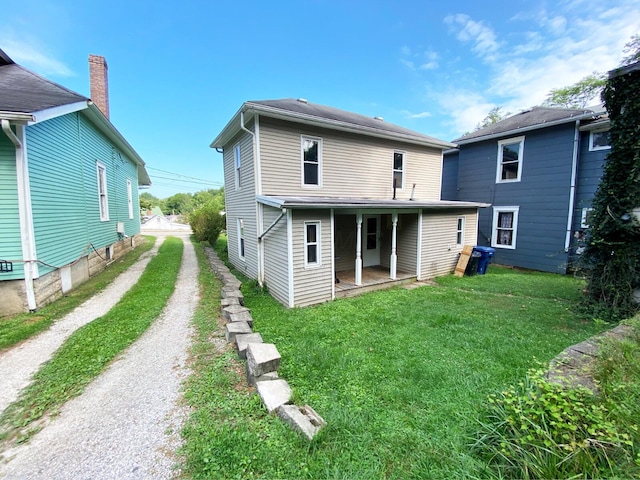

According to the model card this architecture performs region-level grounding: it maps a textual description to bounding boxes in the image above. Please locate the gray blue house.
[442,106,610,273]
[0,49,150,315]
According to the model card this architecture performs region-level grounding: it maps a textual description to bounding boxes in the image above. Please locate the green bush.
[189,202,225,246]
[474,367,633,479]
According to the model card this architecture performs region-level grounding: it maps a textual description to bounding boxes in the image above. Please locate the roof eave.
[256,195,489,209]
[455,111,602,145]
[81,104,151,186]
[30,100,90,124]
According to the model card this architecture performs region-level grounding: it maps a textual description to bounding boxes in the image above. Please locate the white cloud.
[435,1,640,136]
[444,14,499,61]
[0,36,74,76]
[401,46,439,71]
[402,110,432,119]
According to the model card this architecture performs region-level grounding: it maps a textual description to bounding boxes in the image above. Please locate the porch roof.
[256,195,489,210]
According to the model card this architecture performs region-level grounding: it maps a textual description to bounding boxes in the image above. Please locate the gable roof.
[453,106,602,145]
[211,98,456,150]
[0,48,150,186]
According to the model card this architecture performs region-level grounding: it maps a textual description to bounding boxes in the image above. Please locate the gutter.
[564,120,581,253]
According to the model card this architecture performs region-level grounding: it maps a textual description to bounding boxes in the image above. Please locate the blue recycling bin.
[473,246,495,275]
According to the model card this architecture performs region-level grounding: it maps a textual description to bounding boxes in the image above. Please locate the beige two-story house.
[211,99,487,307]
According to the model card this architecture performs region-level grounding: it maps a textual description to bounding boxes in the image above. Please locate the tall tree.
[474,106,511,131]
[621,34,640,66]
[543,73,607,109]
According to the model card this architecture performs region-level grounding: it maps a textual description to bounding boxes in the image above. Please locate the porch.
[334,265,416,298]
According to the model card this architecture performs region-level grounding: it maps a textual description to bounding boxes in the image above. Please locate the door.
[363,215,380,267]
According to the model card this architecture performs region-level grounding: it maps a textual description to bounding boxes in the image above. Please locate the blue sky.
[1,0,637,198]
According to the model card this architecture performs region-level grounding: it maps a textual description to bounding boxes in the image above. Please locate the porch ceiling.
[256,195,489,210]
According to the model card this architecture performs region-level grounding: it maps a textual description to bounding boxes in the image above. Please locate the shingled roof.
[454,106,600,144]
[0,49,87,115]
[212,98,455,150]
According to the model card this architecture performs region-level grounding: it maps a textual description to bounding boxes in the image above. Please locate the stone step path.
[204,247,326,441]
[0,241,161,415]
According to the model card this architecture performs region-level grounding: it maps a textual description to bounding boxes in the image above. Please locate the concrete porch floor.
[334,266,416,298]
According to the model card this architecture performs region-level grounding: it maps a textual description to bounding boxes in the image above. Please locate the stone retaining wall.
[204,247,326,441]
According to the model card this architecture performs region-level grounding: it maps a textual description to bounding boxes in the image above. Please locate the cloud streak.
[0,36,74,77]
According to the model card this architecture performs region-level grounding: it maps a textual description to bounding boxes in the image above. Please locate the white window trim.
[237,218,245,260]
[456,216,465,246]
[301,135,322,188]
[491,206,520,249]
[581,207,593,228]
[127,178,133,219]
[304,220,321,268]
[96,161,109,221]
[392,150,405,190]
[495,136,525,184]
[234,143,241,190]
[589,129,611,151]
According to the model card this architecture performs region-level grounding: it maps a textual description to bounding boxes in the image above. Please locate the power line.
[147,167,221,184]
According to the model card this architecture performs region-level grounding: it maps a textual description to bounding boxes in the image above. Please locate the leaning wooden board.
[454,245,474,277]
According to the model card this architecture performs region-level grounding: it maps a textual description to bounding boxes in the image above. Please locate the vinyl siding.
[291,209,333,307]
[334,214,356,272]
[456,123,575,273]
[26,112,142,275]
[262,205,290,306]
[259,117,442,200]
[421,209,478,279]
[396,214,419,273]
[441,151,459,200]
[0,130,24,280]
[223,126,259,279]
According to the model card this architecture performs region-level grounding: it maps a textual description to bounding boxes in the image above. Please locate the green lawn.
[182,238,608,479]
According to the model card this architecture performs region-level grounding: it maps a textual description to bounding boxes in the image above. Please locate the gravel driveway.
[0,234,198,479]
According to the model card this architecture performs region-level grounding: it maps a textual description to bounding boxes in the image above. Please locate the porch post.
[355,213,362,285]
[390,212,398,280]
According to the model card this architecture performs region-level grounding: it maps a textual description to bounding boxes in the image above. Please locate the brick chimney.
[88,54,109,119]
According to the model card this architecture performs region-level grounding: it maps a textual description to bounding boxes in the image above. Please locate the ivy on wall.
[582,61,640,321]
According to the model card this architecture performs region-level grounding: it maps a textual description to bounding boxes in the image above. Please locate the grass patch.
[0,237,182,443]
[0,236,156,351]
[179,235,608,479]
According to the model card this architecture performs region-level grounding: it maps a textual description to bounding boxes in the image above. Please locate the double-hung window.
[456,216,465,245]
[302,136,321,187]
[234,144,241,189]
[492,206,519,249]
[96,161,109,221]
[238,218,245,260]
[304,221,321,267]
[496,136,524,183]
[393,151,405,190]
[589,129,611,151]
[127,179,133,219]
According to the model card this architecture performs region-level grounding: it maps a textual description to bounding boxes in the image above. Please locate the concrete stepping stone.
[246,343,280,377]
[225,321,252,342]
[221,287,244,305]
[277,404,326,440]
[247,369,278,387]
[222,305,251,321]
[256,379,291,413]
[221,297,240,307]
[228,311,253,328]
[236,333,263,359]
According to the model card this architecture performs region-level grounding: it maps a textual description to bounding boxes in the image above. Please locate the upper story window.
[301,136,322,187]
[96,161,109,221]
[491,206,519,249]
[127,179,133,219]
[456,216,465,245]
[234,143,241,189]
[304,221,321,267]
[589,129,611,151]
[496,136,524,183]
[393,151,405,190]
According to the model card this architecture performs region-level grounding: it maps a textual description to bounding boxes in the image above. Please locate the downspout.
[564,120,580,253]
[2,120,37,310]
[258,208,286,241]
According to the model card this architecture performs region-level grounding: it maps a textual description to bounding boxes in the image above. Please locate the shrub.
[189,202,225,246]
[474,367,633,479]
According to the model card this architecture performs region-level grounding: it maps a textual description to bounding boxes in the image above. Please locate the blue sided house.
[0,49,150,315]
[442,106,610,273]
